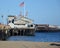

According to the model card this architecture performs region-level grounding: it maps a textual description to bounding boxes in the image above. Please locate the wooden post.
[20,30,21,36]
[23,29,25,36]
[12,29,14,36]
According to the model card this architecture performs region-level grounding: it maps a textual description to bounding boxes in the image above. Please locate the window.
[12,19,14,23]
[9,21,11,23]
[31,25,33,27]
[28,24,33,27]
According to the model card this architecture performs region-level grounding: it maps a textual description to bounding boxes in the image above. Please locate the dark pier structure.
[36,24,49,32]
[9,28,35,36]
[36,24,60,32]
[0,28,35,40]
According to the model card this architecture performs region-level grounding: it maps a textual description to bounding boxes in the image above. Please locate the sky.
[0,0,60,25]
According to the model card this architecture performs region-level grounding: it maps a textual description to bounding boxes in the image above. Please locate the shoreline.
[0,41,60,48]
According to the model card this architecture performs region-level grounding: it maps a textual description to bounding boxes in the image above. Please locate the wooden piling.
[0,27,35,40]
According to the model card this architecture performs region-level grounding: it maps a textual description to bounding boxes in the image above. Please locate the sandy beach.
[0,41,60,48]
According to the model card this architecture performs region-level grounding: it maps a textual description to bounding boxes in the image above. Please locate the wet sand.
[0,41,60,48]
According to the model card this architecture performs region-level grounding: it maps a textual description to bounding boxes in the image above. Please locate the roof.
[14,16,33,24]
[20,16,33,21]
[8,15,16,17]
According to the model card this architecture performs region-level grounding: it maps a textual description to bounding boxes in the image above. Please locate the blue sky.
[0,0,60,25]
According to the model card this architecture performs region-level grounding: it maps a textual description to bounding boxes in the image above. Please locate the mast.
[25,11,28,16]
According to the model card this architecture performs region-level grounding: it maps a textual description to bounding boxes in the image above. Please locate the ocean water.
[7,32,60,42]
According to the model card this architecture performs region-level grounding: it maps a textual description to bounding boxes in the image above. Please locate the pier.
[36,24,60,32]
[36,24,49,32]
[0,23,60,40]
[0,28,35,40]
[0,23,35,40]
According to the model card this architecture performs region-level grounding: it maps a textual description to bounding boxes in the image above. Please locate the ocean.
[7,32,60,42]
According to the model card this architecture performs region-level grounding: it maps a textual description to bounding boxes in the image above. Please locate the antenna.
[25,11,28,16]
[20,11,22,16]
